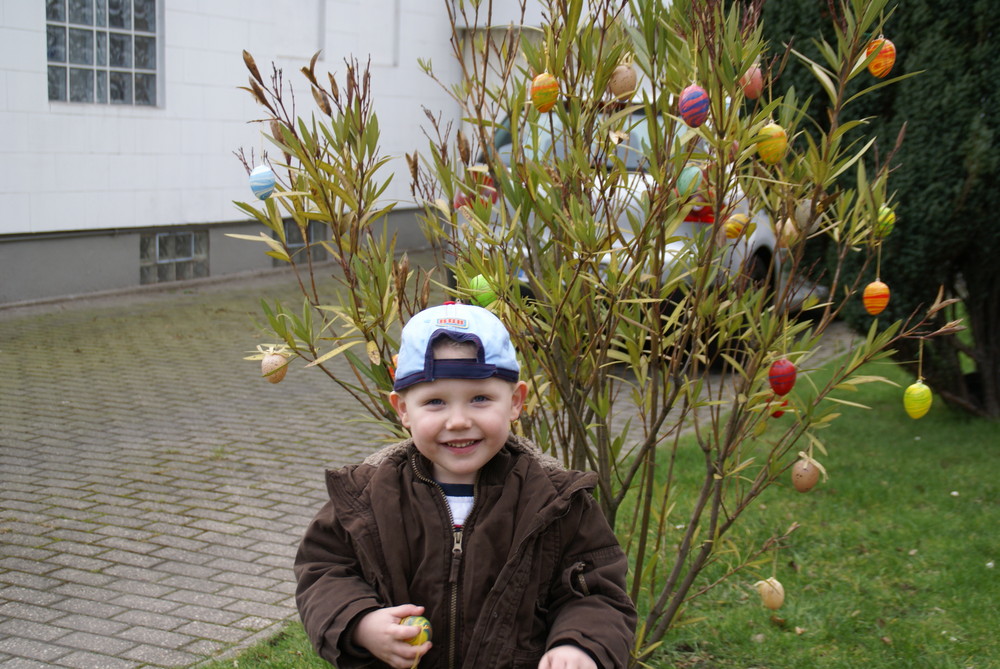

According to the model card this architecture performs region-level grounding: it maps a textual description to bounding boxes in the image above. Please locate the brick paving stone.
[52,598,127,620]
[0,637,70,663]
[0,619,67,643]
[53,614,130,636]
[173,620,248,644]
[53,631,135,656]
[44,568,116,587]
[121,645,200,667]
[54,650,140,669]
[104,593,183,615]
[0,658,53,669]
[118,625,195,650]
[0,601,66,624]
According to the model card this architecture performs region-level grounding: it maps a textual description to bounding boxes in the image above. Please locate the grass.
[654,360,999,668]
[202,361,998,669]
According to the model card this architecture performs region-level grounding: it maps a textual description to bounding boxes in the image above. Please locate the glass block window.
[47,0,158,106]
[140,230,209,284]
[274,220,328,267]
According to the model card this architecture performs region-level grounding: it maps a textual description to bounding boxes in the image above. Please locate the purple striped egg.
[679,85,710,127]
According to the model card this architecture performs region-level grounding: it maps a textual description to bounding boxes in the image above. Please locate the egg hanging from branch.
[768,358,797,396]
[756,123,787,164]
[863,280,890,315]
[866,37,896,78]
[739,64,763,99]
[904,381,932,419]
[530,72,559,113]
[875,205,896,238]
[678,84,710,127]
[249,165,276,200]
[608,63,637,100]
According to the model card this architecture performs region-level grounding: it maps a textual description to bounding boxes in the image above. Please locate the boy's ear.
[389,391,410,428]
[509,381,529,420]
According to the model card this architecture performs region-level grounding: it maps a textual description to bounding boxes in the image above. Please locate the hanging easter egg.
[904,381,932,419]
[866,37,896,78]
[468,274,497,307]
[862,280,890,315]
[791,457,821,492]
[531,72,559,113]
[249,165,276,200]
[756,123,787,164]
[875,205,896,238]
[768,358,797,396]
[608,63,637,100]
[677,165,703,198]
[725,213,749,239]
[678,84,710,127]
[739,65,763,100]
[779,217,800,247]
[754,577,785,610]
[794,200,821,234]
[401,615,432,646]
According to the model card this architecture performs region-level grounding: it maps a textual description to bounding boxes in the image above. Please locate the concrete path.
[0,269,393,668]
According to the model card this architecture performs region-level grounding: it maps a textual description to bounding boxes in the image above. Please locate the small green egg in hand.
[401,615,432,646]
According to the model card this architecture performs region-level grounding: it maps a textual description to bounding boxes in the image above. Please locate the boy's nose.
[445,409,472,430]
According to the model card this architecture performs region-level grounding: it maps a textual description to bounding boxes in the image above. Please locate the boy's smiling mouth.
[443,440,479,449]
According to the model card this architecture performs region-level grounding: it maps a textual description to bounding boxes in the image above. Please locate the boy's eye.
[425,398,445,406]
[471,395,489,403]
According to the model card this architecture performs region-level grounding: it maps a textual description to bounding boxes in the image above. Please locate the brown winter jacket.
[294,436,636,669]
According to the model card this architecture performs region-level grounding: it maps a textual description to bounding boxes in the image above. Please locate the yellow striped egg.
[757,123,787,164]
[725,214,748,239]
[903,381,932,419]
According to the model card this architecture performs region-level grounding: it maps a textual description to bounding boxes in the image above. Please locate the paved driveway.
[1,270,391,668]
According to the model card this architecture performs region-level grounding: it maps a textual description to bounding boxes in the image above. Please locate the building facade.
[0,0,489,305]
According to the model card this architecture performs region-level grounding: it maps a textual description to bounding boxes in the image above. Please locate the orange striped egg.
[866,38,896,78]
[904,381,932,419]
[863,280,890,315]
[757,123,787,164]
[530,72,559,113]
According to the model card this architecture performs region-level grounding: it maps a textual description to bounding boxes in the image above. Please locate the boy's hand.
[538,644,598,669]
[353,604,432,669]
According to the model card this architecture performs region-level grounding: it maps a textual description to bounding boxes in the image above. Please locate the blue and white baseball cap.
[393,303,520,391]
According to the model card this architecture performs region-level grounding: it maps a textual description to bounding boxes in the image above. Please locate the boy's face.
[389,372,527,485]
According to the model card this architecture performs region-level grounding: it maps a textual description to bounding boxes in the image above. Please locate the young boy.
[294,303,636,669]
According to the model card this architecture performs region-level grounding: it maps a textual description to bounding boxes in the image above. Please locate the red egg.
[862,280,890,316]
[771,398,788,418]
[768,358,796,396]
[678,84,710,127]
[739,65,763,99]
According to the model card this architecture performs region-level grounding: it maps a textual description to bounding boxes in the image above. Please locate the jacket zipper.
[410,453,476,669]
[448,527,463,669]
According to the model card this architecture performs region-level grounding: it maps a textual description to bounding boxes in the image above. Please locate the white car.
[455,109,821,309]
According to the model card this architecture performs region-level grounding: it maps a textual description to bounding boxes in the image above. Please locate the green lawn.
[203,361,998,668]
[655,361,998,668]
